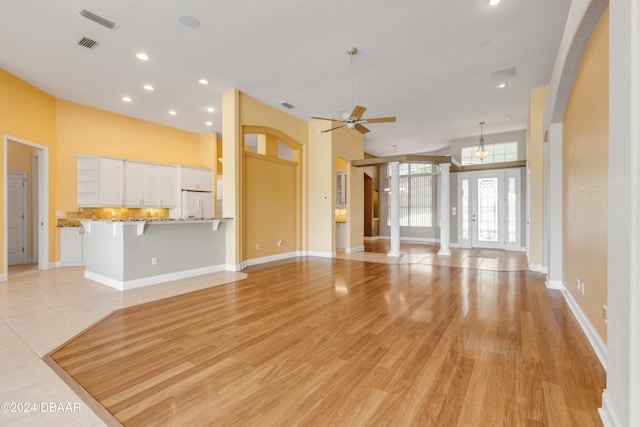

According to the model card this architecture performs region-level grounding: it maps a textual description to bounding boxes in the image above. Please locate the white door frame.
[7,172,27,265]
[32,154,39,264]
[3,135,49,279]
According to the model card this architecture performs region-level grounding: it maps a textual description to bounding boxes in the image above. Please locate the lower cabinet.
[336,222,347,250]
[60,227,84,266]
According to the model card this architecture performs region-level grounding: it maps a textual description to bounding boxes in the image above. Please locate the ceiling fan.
[312,47,396,135]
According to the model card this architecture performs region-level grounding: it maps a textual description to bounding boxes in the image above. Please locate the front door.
[458,168,522,250]
[471,172,505,249]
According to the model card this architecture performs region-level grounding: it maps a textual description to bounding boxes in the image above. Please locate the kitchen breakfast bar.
[79,219,226,291]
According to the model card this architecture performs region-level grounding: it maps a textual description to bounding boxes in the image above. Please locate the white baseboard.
[225,263,245,272]
[85,264,227,291]
[0,273,6,281]
[346,246,365,253]
[545,279,563,290]
[599,390,623,427]
[541,266,549,274]
[528,263,542,272]
[560,283,607,370]
[363,236,384,241]
[245,251,299,267]
[305,250,336,258]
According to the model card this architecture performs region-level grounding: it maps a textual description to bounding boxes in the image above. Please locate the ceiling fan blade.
[355,124,370,134]
[350,105,367,120]
[311,116,341,122]
[363,116,397,124]
[322,124,345,133]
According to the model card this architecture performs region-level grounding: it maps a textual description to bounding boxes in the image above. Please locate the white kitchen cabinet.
[76,155,124,207]
[336,172,347,208]
[59,227,84,266]
[181,166,213,191]
[124,161,159,207]
[158,165,177,207]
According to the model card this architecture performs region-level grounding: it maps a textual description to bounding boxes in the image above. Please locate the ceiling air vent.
[78,37,99,49]
[79,9,118,30]
[280,102,295,109]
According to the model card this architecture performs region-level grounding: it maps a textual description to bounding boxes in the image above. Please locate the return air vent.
[78,37,99,49]
[79,9,118,30]
[280,102,295,109]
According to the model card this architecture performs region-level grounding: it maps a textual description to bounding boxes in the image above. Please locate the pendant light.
[474,121,489,161]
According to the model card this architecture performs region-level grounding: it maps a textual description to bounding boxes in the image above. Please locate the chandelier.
[474,121,489,161]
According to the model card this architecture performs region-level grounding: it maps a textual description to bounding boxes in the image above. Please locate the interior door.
[7,172,27,265]
[471,171,505,249]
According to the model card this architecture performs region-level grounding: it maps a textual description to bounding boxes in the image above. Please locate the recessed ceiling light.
[136,52,149,61]
[168,110,177,115]
[179,15,200,29]
[122,96,132,102]
[489,0,501,5]
[198,79,209,85]
[205,121,213,126]
[206,107,215,113]
[497,82,508,89]
[143,84,154,91]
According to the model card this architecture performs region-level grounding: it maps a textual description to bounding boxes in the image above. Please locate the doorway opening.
[3,135,49,280]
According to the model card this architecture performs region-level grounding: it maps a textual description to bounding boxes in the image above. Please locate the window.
[386,163,434,227]
[461,141,518,166]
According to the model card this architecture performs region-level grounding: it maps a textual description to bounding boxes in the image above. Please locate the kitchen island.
[79,219,226,290]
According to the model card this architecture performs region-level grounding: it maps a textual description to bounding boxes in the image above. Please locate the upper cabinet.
[181,166,213,191]
[76,156,211,208]
[77,155,124,207]
[124,161,159,207]
[158,165,177,207]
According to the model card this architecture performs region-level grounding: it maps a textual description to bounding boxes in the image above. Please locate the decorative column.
[438,163,451,256]
[388,161,401,257]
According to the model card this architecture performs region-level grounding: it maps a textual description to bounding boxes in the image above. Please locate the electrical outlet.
[581,280,585,295]
[603,304,608,322]
[256,244,260,250]
[151,256,157,265]
[277,240,283,247]
[576,277,581,289]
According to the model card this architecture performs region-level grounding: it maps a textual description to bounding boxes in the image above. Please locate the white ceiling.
[0,0,572,157]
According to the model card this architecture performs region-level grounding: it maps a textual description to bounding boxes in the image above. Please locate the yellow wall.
[7,141,38,259]
[307,121,336,253]
[1,69,215,273]
[527,86,548,267]
[562,9,609,341]
[0,69,57,272]
[333,129,364,251]
[223,90,309,266]
[55,100,204,214]
[244,152,297,259]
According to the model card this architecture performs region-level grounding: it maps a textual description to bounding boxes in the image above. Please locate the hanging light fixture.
[474,121,489,161]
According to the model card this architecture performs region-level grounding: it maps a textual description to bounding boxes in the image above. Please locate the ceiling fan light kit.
[311,47,396,135]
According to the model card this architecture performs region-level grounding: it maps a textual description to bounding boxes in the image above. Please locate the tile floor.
[0,266,246,427]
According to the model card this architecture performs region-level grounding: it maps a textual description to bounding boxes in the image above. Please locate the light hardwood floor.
[47,248,604,426]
